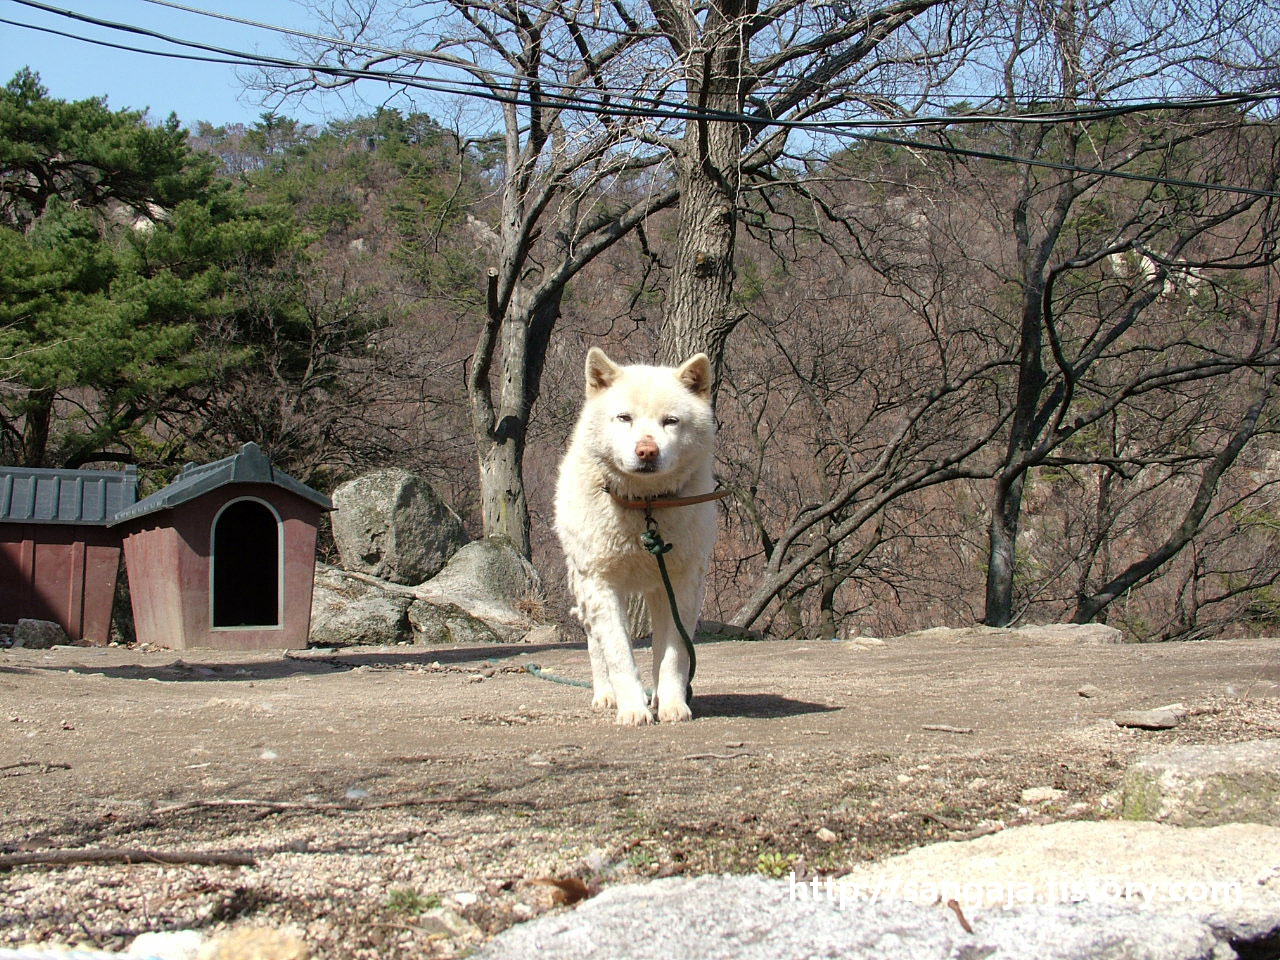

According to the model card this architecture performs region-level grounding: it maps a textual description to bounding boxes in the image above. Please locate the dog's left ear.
[676,353,712,400]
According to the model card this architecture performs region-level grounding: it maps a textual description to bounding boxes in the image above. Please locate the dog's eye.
[616,413,632,423]
[662,416,680,427]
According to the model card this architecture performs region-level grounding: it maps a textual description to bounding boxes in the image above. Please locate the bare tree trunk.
[983,471,1026,627]
[660,130,743,374]
[653,0,749,383]
[981,160,1070,626]
[469,275,561,559]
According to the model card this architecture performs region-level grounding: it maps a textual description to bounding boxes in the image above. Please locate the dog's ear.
[585,348,622,396]
[675,353,712,400]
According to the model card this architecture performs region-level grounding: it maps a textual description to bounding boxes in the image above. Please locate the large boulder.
[417,537,545,638]
[331,469,468,585]
[309,564,414,646]
[1122,739,1280,826]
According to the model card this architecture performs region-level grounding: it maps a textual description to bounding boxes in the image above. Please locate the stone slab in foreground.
[477,822,1280,960]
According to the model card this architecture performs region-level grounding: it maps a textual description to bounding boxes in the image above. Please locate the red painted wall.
[0,525,123,644]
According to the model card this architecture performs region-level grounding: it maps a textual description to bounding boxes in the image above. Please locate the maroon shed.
[0,465,138,644]
[111,443,332,651]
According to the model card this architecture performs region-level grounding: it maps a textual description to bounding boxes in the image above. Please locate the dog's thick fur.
[554,348,718,725]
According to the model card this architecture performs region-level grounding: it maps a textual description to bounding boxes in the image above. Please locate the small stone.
[967,777,990,791]
[197,926,308,960]
[452,891,479,907]
[1113,708,1182,730]
[815,827,839,843]
[129,929,204,959]
[1020,786,1067,805]
[416,907,479,940]
[1077,684,1103,698]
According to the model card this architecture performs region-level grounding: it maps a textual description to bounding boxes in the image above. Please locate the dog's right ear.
[585,348,622,397]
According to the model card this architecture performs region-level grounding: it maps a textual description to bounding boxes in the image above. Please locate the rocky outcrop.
[330,469,467,585]
[417,537,545,639]
[315,472,551,647]
[309,565,415,647]
[310,565,511,648]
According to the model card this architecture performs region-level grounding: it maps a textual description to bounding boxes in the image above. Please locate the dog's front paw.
[615,705,655,726]
[591,689,617,710]
[657,699,693,723]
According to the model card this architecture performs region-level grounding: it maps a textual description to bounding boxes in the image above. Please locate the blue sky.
[0,0,356,128]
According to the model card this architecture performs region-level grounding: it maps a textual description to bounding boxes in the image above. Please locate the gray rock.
[418,537,544,636]
[473,870,1258,960]
[309,564,414,646]
[408,599,504,646]
[1114,708,1183,730]
[13,618,69,649]
[331,469,468,585]
[1076,684,1103,698]
[522,624,570,645]
[1122,739,1280,826]
[1020,786,1067,805]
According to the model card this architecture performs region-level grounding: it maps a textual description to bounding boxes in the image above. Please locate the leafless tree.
[958,0,1280,626]
[262,0,983,554]
[268,0,685,556]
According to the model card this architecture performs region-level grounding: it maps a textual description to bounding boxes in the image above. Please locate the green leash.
[641,509,696,704]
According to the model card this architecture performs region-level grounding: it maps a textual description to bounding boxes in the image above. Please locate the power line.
[17,0,1280,134]
[117,0,1280,130]
[6,0,1280,200]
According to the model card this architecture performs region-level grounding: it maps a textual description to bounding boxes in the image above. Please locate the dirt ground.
[3,631,1280,958]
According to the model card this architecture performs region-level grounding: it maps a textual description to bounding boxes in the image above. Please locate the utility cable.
[6,0,1280,199]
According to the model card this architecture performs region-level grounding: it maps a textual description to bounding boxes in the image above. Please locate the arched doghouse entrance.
[211,497,282,628]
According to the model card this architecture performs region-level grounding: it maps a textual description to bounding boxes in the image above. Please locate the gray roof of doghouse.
[0,465,138,526]
[109,442,332,526]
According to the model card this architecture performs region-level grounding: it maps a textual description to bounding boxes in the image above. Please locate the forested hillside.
[5,25,1280,643]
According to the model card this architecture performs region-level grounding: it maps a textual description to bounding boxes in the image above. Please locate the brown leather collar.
[606,487,732,510]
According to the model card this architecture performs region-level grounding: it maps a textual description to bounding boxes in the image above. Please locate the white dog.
[554,348,719,725]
